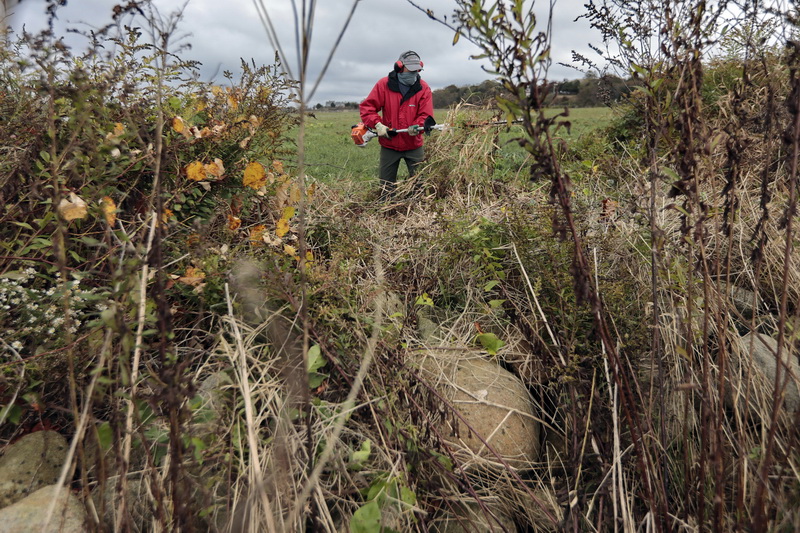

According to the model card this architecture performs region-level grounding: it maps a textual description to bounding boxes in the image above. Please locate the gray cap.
[398,50,422,72]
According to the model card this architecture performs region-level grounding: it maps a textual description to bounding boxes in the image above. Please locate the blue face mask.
[398,72,418,86]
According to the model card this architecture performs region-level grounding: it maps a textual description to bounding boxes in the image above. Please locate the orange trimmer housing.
[350,122,371,147]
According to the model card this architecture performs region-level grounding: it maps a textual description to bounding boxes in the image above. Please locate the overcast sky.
[7,0,605,105]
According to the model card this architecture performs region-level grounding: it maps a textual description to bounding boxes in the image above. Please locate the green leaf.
[483,280,500,292]
[308,372,326,389]
[307,344,326,373]
[476,332,505,355]
[488,299,506,309]
[432,451,453,471]
[400,486,416,506]
[351,500,381,533]
[191,437,207,462]
[97,422,113,451]
[349,439,371,470]
[415,293,434,307]
[2,404,23,425]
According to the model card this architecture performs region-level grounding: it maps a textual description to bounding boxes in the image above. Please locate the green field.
[297,107,614,184]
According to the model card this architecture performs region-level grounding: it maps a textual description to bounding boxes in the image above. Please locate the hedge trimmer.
[351,116,447,147]
[350,116,524,147]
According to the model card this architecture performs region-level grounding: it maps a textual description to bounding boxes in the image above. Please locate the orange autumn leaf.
[186,233,201,246]
[276,217,290,238]
[243,162,266,189]
[194,126,213,139]
[227,215,242,230]
[249,224,266,246]
[186,161,207,182]
[177,267,206,287]
[100,196,117,225]
[204,158,225,180]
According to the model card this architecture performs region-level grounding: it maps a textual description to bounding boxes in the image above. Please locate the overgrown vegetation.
[1,0,800,531]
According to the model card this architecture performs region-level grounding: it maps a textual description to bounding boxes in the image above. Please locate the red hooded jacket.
[359,71,434,152]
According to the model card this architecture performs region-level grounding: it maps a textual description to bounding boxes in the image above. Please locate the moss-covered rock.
[0,431,68,509]
[418,350,540,469]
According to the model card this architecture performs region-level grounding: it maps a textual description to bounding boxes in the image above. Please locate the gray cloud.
[7,0,605,105]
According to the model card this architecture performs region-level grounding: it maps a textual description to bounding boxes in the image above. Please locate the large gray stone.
[0,431,69,508]
[420,352,541,469]
[91,476,152,533]
[730,332,800,414]
[0,484,87,532]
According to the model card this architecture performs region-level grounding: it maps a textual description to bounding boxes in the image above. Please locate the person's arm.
[359,80,385,129]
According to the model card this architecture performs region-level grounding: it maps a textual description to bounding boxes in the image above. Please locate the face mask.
[398,72,418,86]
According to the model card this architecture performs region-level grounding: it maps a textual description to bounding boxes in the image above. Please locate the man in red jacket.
[360,50,434,199]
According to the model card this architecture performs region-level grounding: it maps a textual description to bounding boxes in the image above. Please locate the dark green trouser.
[379,146,424,198]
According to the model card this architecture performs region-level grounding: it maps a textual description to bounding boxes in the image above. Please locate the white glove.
[375,122,390,138]
[408,124,421,136]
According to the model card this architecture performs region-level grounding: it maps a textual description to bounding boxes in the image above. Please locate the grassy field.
[297,107,614,185]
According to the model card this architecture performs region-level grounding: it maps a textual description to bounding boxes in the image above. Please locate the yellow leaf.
[283,244,298,258]
[186,161,207,182]
[307,182,316,198]
[249,225,266,246]
[305,250,314,262]
[243,162,267,189]
[204,158,225,180]
[227,89,239,109]
[101,196,117,226]
[282,206,296,219]
[172,116,186,134]
[227,215,241,231]
[276,217,289,238]
[289,184,302,204]
[211,86,223,97]
[57,192,88,221]
[105,122,125,142]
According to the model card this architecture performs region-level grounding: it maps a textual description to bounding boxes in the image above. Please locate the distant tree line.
[431,74,636,108]
[311,74,635,110]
